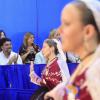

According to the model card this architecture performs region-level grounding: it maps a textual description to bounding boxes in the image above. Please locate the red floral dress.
[64,69,92,100]
[41,58,62,90]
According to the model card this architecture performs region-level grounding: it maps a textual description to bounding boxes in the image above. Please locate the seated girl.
[29,39,70,100]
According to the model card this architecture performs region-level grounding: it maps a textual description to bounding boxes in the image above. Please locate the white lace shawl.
[57,59,70,84]
[86,45,100,100]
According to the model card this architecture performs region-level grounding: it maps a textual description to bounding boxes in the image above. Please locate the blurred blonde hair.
[48,29,56,39]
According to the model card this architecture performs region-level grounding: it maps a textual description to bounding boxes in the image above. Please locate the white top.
[34,51,46,64]
[67,52,80,63]
[0,51,23,65]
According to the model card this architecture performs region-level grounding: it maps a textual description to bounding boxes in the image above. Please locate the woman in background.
[19,32,40,63]
[44,0,100,100]
[0,30,6,39]
[0,30,6,51]
[30,39,70,100]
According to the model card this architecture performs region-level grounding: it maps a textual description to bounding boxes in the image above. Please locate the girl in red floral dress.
[30,39,70,100]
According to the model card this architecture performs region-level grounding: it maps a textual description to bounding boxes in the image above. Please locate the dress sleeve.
[29,71,42,86]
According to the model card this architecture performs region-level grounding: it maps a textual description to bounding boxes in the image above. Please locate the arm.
[7,54,18,65]
[44,83,78,100]
[20,51,30,62]
[19,45,30,63]
[44,82,66,100]
[29,61,42,85]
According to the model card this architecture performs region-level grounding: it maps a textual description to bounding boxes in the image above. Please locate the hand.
[29,61,41,85]
[27,47,35,54]
[44,83,66,100]
[30,61,34,73]
[8,54,18,64]
[26,47,32,54]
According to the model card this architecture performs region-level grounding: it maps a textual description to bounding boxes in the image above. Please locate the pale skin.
[44,3,98,100]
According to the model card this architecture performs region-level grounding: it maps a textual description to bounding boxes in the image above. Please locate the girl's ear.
[83,24,97,40]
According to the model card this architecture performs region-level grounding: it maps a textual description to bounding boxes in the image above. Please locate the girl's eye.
[64,22,70,26]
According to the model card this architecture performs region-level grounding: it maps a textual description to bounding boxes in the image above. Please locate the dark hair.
[0,38,11,47]
[44,39,59,55]
[0,30,6,38]
[71,0,100,41]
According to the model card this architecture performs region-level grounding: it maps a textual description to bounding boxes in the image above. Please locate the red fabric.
[63,69,92,100]
[63,88,68,100]
[41,58,62,90]
[74,70,92,100]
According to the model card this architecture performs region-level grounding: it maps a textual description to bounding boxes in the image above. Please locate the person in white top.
[34,50,46,64]
[0,38,22,65]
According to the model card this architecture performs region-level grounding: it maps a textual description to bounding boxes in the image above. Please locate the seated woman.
[29,39,70,100]
[19,32,40,64]
[44,0,100,100]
